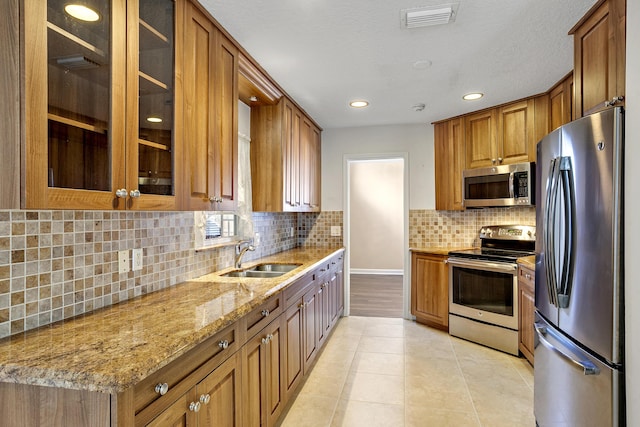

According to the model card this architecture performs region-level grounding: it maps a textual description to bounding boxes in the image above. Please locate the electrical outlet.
[330,226,341,237]
[118,250,130,274]
[254,232,261,246]
[290,227,295,238]
[132,248,143,271]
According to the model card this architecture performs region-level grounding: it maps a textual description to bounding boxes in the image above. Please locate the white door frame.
[343,152,411,318]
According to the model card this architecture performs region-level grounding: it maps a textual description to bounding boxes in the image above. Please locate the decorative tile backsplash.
[409,207,536,248]
[0,207,532,338]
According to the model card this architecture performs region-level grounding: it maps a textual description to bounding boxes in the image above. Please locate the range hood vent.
[401,3,459,28]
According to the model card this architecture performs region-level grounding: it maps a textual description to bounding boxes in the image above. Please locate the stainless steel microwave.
[462,162,535,208]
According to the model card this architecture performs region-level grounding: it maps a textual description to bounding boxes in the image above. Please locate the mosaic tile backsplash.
[409,207,536,248]
[0,207,532,338]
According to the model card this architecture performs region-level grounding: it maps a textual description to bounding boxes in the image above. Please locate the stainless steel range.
[448,225,535,355]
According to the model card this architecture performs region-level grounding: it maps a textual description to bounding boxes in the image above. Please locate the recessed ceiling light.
[64,4,101,22]
[146,116,163,123]
[412,60,432,70]
[349,100,369,108]
[463,92,484,101]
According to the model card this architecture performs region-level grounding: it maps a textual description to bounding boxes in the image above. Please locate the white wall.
[349,159,404,271]
[625,1,639,424]
[322,124,433,210]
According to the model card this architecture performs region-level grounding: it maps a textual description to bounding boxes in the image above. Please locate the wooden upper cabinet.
[570,0,625,117]
[127,0,182,210]
[251,97,321,212]
[465,109,497,169]
[24,0,126,209]
[182,1,237,211]
[21,0,182,210]
[434,118,464,211]
[549,72,574,131]
[496,99,536,165]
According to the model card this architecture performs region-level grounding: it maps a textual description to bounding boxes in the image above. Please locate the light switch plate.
[330,226,341,237]
[118,250,130,274]
[254,232,261,246]
[132,248,143,271]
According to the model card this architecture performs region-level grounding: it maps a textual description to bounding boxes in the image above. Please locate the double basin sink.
[221,263,301,279]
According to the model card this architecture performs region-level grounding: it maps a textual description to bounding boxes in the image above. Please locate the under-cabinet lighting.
[463,92,483,101]
[64,4,101,22]
[349,100,369,108]
[146,116,163,123]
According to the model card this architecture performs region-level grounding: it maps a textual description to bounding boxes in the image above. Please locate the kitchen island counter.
[0,246,343,394]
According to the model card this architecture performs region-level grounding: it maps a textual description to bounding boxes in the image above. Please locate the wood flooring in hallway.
[349,274,403,318]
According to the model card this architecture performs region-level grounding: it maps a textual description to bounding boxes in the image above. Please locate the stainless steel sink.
[220,263,301,278]
[249,263,301,273]
[222,270,284,278]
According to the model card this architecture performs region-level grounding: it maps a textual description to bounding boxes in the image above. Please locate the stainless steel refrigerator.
[534,106,625,426]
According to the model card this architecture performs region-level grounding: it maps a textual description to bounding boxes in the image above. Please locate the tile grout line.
[451,337,484,427]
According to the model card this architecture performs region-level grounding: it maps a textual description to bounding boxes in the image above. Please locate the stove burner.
[448,225,536,262]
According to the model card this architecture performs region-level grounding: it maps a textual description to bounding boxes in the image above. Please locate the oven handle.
[447,257,517,273]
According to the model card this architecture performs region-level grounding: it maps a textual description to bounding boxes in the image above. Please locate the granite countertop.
[518,255,536,269]
[409,246,474,255]
[0,246,344,394]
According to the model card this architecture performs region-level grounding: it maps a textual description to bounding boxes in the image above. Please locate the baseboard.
[350,268,403,276]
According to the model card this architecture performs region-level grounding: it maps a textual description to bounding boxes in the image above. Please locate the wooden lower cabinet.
[518,264,535,366]
[410,252,449,331]
[242,317,285,427]
[0,251,346,427]
[144,351,243,427]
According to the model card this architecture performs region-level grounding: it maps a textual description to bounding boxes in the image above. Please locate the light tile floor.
[278,316,535,427]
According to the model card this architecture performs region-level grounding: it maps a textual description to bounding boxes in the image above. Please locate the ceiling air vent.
[401,3,459,28]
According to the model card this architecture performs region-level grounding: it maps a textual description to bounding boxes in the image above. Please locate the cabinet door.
[335,255,345,316]
[213,33,238,211]
[518,266,535,365]
[434,118,464,210]
[302,286,318,373]
[465,109,497,169]
[243,318,285,427]
[145,389,195,427]
[196,352,243,427]
[300,118,321,212]
[25,0,126,209]
[126,0,181,210]
[283,100,301,211]
[549,73,573,131]
[496,99,535,165]
[283,303,304,400]
[183,2,216,210]
[571,0,625,117]
[410,252,449,330]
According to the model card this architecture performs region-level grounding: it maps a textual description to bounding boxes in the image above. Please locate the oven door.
[448,257,519,330]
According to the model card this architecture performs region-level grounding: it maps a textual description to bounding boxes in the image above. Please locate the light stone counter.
[409,246,474,256]
[0,246,344,394]
[518,255,536,269]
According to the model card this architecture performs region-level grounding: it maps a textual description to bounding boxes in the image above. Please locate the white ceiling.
[200,0,597,129]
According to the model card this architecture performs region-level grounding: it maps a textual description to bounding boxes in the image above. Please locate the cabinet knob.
[218,340,229,350]
[155,383,169,395]
[261,309,270,317]
[525,273,532,279]
[115,188,128,198]
[199,394,211,405]
[189,401,201,412]
[605,96,624,107]
[130,189,141,198]
[209,196,222,203]
[262,336,269,345]
[491,158,496,164]
[299,303,305,310]
[498,157,503,163]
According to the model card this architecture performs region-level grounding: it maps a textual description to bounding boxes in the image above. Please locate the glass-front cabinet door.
[25,0,125,209]
[126,0,180,210]
[24,0,179,210]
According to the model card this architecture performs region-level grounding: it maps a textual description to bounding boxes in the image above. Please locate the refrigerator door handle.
[544,158,561,306]
[534,322,600,376]
[557,157,576,308]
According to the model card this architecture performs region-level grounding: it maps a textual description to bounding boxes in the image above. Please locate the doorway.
[344,154,409,318]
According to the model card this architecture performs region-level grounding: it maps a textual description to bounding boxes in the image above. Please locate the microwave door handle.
[508,172,515,199]
[557,157,575,308]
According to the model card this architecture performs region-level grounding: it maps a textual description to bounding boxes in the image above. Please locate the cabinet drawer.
[284,272,316,308]
[244,292,283,340]
[134,321,242,415]
[518,266,535,291]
